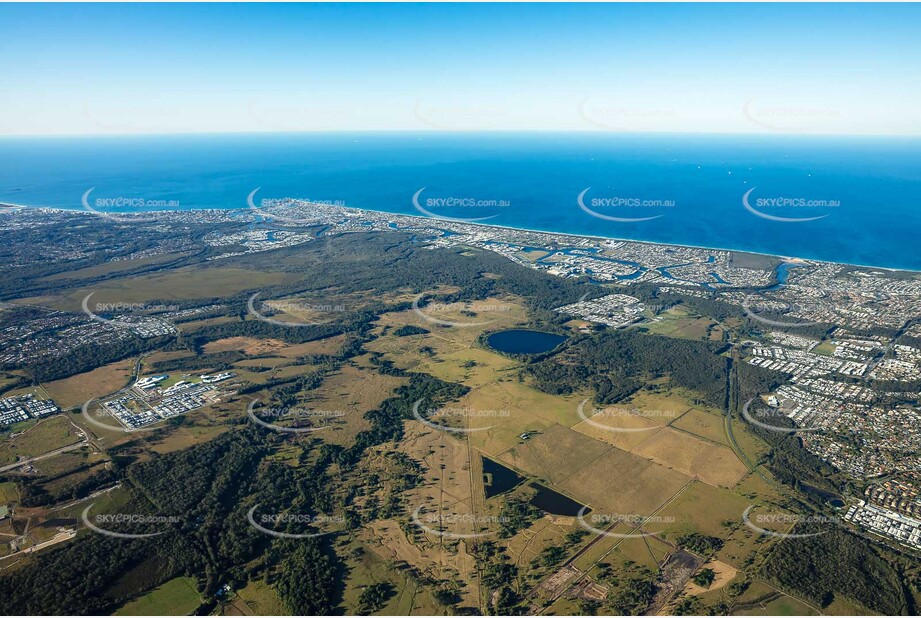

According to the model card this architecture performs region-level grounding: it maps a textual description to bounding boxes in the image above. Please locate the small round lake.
[486,329,567,355]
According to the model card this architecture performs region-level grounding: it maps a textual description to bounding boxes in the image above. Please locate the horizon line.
[3,128,921,140]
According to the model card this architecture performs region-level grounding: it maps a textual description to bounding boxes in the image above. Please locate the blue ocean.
[0,132,919,270]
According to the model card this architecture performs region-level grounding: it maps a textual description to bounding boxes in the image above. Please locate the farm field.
[606,533,675,570]
[671,407,733,447]
[631,429,748,488]
[497,424,610,487]
[654,480,751,541]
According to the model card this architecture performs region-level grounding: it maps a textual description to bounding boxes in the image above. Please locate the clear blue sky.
[2,3,920,135]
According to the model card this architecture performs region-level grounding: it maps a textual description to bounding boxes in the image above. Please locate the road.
[0,436,88,473]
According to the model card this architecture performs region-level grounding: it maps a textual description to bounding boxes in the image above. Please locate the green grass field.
[0,415,84,466]
[114,577,201,616]
[0,481,18,503]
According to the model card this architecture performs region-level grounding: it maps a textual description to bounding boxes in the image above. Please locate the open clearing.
[498,424,610,486]
[42,358,136,408]
[305,365,406,447]
[41,267,296,311]
[505,515,571,570]
[683,560,739,596]
[40,253,188,282]
[655,480,750,542]
[672,408,732,447]
[114,576,201,616]
[0,416,84,467]
[0,481,18,502]
[203,336,288,356]
[362,420,481,609]
[631,428,748,488]
[341,537,448,616]
[224,579,286,616]
[365,294,529,381]
[463,384,588,458]
[641,306,719,341]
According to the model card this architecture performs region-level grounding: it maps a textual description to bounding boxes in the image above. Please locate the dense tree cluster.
[527,330,728,407]
[762,524,908,614]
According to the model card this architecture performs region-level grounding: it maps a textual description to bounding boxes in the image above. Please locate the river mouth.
[485,329,568,355]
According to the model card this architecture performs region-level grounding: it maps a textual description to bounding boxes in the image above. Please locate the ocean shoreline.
[9,199,921,276]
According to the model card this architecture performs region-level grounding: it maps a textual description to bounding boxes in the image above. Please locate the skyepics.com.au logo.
[740,292,824,328]
[576,507,675,539]
[247,188,345,225]
[82,504,180,539]
[742,187,839,223]
[246,98,344,132]
[81,398,159,434]
[413,99,511,131]
[741,398,823,435]
[576,399,670,433]
[247,292,345,327]
[743,99,842,133]
[247,505,345,539]
[577,187,675,223]
[411,292,512,328]
[577,98,676,131]
[412,188,509,223]
[410,506,509,539]
[411,399,509,434]
[742,505,837,539]
[81,292,178,334]
[82,188,176,223]
[247,400,345,433]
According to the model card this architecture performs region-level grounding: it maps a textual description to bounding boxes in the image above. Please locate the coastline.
[9,199,921,275]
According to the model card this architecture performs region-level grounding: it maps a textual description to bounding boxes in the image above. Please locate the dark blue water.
[483,457,525,499]
[486,329,567,354]
[528,482,589,517]
[1,132,919,270]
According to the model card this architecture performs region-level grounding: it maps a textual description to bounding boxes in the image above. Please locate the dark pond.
[528,482,589,516]
[483,457,525,499]
[486,329,567,355]
[801,481,845,507]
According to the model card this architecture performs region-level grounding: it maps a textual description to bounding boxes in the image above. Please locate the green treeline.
[527,330,728,407]
[761,523,908,614]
